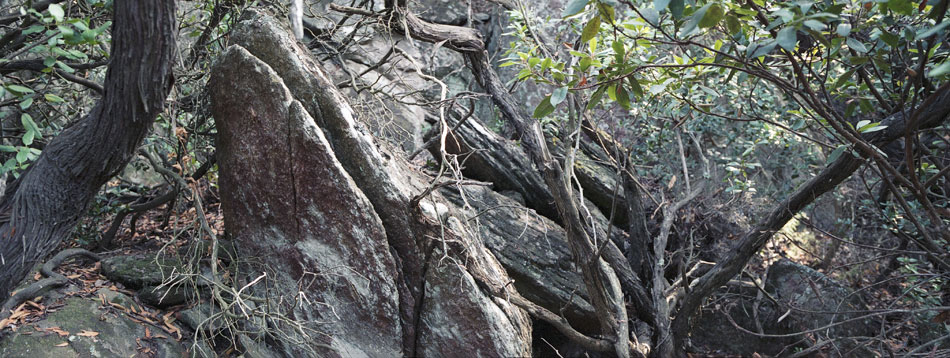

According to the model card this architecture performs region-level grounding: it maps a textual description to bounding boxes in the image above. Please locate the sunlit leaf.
[19,97,32,110]
[725,15,741,34]
[563,0,589,17]
[836,23,851,37]
[615,84,631,109]
[44,93,64,103]
[48,4,64,22]
[699,3,725,29]
[930,60,950,77]
[803,19,826,30]
[916,22,950,40]
[551,86,569,105]
[533,95,556,118]
[777,27,797,51]
[6,85,33,95]
[679,3,712,37]
[581,15,601,43]
[846,37,868,53]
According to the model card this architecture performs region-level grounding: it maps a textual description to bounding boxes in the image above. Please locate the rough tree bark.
[0,0,176,301]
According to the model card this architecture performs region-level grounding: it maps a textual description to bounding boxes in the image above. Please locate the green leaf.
[930,60,950,77]
[848,56,869,65]
[777,27,797,51]
[641,7,660,25]
[858,121,886,133]
[627,77,644,98]
[612,40,625,63]
[587,85,608,110]
[533,95,556,118]
[6,84,34,95]
[679,3,712,37]
[615,84,631,109]
[22,25,45,35]
[0,145,16,153]
[21,113,41,139]
[845,101,858,117]
[836,23,851,37]
[916,22,950,40]
[655,0,671,12]
[551,86,569,105]
[48,4,64,22]
[791,117,806,130]
[880,31,899,47]
[563,0,589,17]
[44,93,65,103]
[699,4,725,29]
[22,129,34,146]
[858,98,872,114]
[772,8,794,23]
[887,0,914,15]
[827,144,849,163]
[55,61,74,73]
[598,4,615,23]
[802,19,826,30]
[725,15,741,34]
[19,97,33,110]
[16,147,28,163]
[670,0,685,19]
[747,40,777,59]
[805,28,831,47]
[833,68,856,89]
[846,37,868,53]
[581,15,602,43]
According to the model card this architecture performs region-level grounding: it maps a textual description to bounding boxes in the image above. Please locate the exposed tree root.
[0,248,101,327]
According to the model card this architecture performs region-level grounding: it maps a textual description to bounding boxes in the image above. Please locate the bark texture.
[0,0,176,301]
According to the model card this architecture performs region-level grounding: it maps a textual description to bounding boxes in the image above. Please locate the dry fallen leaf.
[77,330,99,337]
[48,327,69,337]
[25,300,45,310]
[55,342,68,347]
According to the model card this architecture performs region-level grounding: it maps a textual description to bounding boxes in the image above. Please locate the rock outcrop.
[207,10,531,357]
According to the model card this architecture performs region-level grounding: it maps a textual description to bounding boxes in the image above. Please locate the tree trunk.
[0,0,176,301]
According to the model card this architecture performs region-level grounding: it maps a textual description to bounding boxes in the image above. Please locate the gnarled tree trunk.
[0,0,176,301]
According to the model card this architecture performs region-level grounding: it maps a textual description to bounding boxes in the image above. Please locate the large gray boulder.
[211,45,403,357]
[208,11,532,357]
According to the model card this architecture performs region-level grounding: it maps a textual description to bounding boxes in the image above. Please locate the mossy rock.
[0,295,187,357]
[101,254,182,289]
